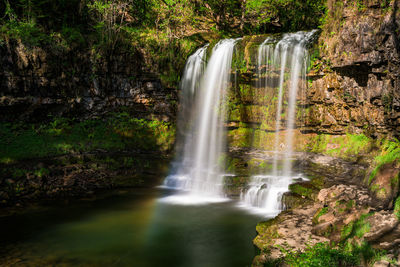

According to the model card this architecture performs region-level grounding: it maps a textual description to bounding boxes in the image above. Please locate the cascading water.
[163,39,239,203]
[163,45,208,190]
[240,31,317,215]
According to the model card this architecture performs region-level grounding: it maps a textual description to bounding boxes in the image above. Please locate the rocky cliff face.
[306,0,400,137]
[228,1,400,140]
[251,1,400,265]
[0,39,178,122]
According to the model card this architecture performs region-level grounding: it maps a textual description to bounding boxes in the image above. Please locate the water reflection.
[0,188,262,267]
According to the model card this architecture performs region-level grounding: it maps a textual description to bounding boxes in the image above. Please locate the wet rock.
[253,183,383,265]
[300,153,368,186]
[253,204,329,263]
[281,192,313,210]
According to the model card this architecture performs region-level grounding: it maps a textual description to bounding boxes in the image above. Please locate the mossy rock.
[282,192,313,210]
[223,175,250,197]
[369,162,400,209]
[289,182,319,201]
[254,216,283,252]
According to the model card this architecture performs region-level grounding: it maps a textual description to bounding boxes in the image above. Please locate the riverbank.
[0,112,174,209]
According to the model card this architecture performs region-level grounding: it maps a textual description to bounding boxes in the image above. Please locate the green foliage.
[1,0,327,49]
[356,0,367,12]
[0,113,175,164]
[1,0,88,48]
[0,0,327,87]
[308,47,321,72]
[307,133,373,159]
[289,183,315,199]
[34,167,50,178]
[313,207,329,224]
[60,26,85,46]
[341,213,371,240]
[345,134,370,155]
[280,243,359,267]
[309,134,328,153]
[1,20,50,47]
[369,139,400,183]
[280,241,391,267]
[87,0,135,55]
[395,196,400,220]
[245,0,326,33]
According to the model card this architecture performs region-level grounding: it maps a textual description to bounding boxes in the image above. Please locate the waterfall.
[163,39,239,203]
[165,44,208,190]
[240,31,316,215]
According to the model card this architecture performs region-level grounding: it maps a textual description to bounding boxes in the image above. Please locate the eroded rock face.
[364,211,400,250]
[305,1,400,137]
[0,40,177,122]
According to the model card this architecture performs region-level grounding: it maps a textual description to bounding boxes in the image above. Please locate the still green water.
[0,188,263,267]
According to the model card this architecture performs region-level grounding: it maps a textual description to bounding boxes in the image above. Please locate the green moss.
[227,128,254,148]
[289,183,316,200]
[341,213,372,241]
[281,243,359,267]
[34,168,50,178]
[394,197,400,220]
[345,134,371,155]
[0,112,175,163]
[308,134,329,153]
[369,139,400,184]
[254,217,282,250]
[226,158,242,172]
[306,133,374,162]
[313,207,329,224]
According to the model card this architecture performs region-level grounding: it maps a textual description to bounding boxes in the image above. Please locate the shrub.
[281,243,359,267]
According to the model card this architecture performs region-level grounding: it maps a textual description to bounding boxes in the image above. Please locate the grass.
[0,113,175,164]
[369,139,400,183]
[278,241,393,267]
[395,197,400,220]
[341,213,372,240]
[289,183,316,200]
[280,243,359,267]
[313,207,329,224]
[308,133,372,158]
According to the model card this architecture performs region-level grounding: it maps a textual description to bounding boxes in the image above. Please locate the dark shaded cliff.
[0,39,181,122]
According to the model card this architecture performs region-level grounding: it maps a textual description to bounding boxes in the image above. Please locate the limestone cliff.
[306,0,400,137]
[0,39,179,122]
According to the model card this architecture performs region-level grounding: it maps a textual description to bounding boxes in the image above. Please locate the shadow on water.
[0,189,157,247]
[0,187,263,267]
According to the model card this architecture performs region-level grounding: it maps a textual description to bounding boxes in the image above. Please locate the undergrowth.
[308,133,372,158]
[279,243,359,267]
[369,138,400,183]
[0,113,175,164]
[395,196,400,220]
[278,241,391,267]
[341,213,372,240]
